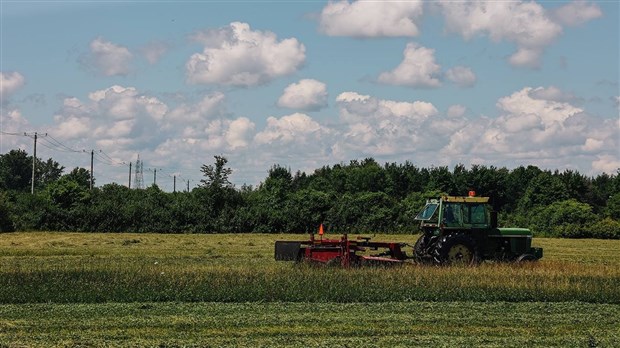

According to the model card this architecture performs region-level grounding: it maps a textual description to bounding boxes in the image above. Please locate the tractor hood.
[494,228,532,237]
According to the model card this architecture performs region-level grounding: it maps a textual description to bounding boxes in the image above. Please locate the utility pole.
[187,179,190,192]
[31,132,37,194]
[27,132,47,194]
[90,150,94,190]
[173,175,176,193]
[128,162,132,189]
[154,169,157,186]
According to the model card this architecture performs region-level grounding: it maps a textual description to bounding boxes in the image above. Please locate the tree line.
[1,149,619,238]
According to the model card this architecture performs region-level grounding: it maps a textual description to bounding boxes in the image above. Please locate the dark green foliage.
[606,193,620,220]
[1,147,619,237]
[63,167,92,188]
[518,172,569,212]
[0,192,15,232]
[200,155,233,189]
[0,149,64,192]
[0,149,32,191]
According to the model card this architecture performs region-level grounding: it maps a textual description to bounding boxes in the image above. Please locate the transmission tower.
[134,155,144,189]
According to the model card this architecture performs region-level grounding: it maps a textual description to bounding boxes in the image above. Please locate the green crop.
[0,232,618,304]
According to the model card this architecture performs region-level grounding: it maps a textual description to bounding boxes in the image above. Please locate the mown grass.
[0,232,619,347]
[0,232,619,304]
[0,301,618,347]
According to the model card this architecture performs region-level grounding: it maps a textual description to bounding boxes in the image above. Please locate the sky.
[1,0,619,191]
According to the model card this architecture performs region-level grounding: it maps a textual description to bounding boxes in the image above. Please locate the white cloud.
[447,105,466,118]
[54,116,92,139]
[166,92,225,124]
[552,0,602,27]
[336,91,438,123]
[51,85,169,155]
[439,86,619,174]
[496,87,582,127]
[334,92,443,157]
[84,37,133,76]
[528,86,578,103]
[592,155,620,174]
[186,22,306,86]
[277,79,328,111]
[0,109,31,153]
[438,1,562,68]
[0,72,25,99]
[378,43,441,88]
[254,113,323,145]
[225,117,255,149]
[141,41,169,64]
[318,0,424,37]
[445,66,476,87]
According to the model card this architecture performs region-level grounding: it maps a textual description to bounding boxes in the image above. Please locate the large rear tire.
[433,233,478,265]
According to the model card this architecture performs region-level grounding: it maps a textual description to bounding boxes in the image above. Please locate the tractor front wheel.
[516,253,537,262]
[433,233,478,265]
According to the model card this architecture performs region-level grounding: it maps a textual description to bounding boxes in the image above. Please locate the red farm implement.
[274,227,409,267]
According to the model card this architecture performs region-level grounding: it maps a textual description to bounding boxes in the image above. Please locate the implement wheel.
[433,233,478,265]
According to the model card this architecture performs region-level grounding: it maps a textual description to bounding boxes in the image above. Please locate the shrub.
[590,218,620,239]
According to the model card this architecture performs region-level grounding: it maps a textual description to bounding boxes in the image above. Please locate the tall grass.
[1,232,619,304]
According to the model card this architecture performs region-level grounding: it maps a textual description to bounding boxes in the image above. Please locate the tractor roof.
[442,195,489,203]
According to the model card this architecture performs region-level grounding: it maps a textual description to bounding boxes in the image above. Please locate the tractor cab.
[415,195,495,232]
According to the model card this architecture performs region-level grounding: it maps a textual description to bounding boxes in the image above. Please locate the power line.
[92,152,119,166]
[45,135,82,153]
[38,137,81,153]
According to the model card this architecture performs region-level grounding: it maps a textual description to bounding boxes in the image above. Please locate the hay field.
[0,232,618,347]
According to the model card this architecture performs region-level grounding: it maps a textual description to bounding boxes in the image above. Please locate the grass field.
[0,232,619,347]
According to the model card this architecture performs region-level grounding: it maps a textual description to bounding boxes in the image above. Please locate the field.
[0,232,619,347]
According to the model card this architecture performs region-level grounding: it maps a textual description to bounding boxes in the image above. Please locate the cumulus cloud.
[38,85,262,185]
[378,43,441,88]
[277,79,328,111]
[0,109,32,153]
[255,113,324,145]
[166,92,225,124]
[186,22,306,86]
[447,105,466,118]
[140,41,169,64]
[50,86,168,153]
[440,86,619,174]
[318,0,424,37]
[445,66,476,88]
[528,86,579,103]
[592,155,620,174]
[496,87,582,128]
[438,1,562,68]
[334,92,444,157]
[0,72,25,100]
[82,37,133,76]
[552,0,602,27]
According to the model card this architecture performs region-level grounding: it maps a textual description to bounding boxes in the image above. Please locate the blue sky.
[1,0,618,191]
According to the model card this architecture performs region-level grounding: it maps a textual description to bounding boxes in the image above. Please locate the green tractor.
[413,194,543,264]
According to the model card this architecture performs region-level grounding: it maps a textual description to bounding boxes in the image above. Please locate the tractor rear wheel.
[433,233,478,265]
